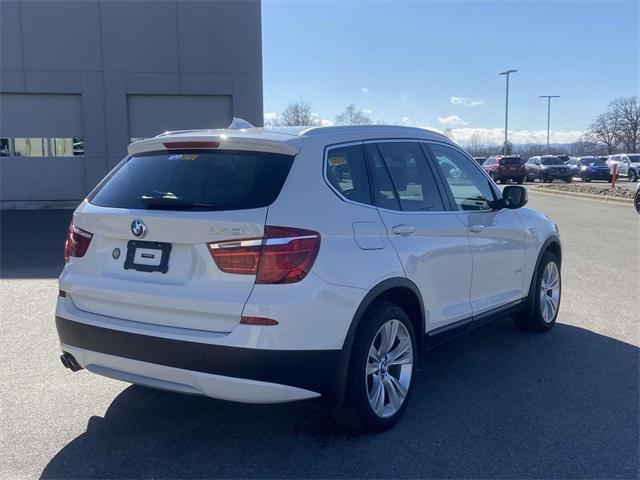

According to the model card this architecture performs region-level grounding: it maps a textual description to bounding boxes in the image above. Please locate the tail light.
[64,223,93,263]
[208,226,320,284]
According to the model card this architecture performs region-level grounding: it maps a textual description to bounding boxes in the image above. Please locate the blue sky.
[262,0,639,145]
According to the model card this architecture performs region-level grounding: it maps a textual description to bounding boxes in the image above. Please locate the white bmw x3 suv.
[56,123,562,432]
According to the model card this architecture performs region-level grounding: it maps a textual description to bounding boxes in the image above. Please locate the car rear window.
[499,157,522,165]
[541,157,563,165]
[88,150,294,211]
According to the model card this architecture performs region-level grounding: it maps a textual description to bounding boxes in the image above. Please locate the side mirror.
[502,185,528,209]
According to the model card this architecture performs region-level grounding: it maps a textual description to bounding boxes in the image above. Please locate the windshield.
[88,150,295,211]
[541,157,563,165]
[580,158,605,166]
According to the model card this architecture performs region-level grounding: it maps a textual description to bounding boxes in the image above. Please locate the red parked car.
[482,155,526,184]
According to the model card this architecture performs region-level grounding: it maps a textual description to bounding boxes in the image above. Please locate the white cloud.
[320,118,334,127]
[263,111,280,126]
[438,115,468,127]
[401,116,412,124]
[448,127,585,145]
[362,109,373,114]
[450,96,484,107]
[360,87,371,94]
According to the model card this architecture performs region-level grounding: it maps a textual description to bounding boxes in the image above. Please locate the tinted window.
[89,150,294,211]
[580,158,605,166]
[428,144,496,211]
[541,156,563,165]
[499,157,522,165]
[326,145,371,204]
[376,142,445,212]
[364,144,401,211]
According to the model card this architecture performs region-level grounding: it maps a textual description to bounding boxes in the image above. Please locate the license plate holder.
[124,240,172,274]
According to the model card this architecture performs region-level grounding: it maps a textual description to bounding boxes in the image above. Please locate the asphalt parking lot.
[1,192,638,479]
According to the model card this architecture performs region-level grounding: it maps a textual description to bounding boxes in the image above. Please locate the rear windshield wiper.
[140,195,220,211]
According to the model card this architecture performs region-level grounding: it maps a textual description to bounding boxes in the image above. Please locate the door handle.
[392,224,415,236]
[469,224,486,233]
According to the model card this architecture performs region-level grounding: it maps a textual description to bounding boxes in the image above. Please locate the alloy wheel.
[366,319,413,418]
[539,261,560,323]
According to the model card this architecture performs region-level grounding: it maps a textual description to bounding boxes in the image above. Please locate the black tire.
[335,301,417,432]
[514,251,561,332]
[582,175,591,182]
[565,177,572,183]
[635,191,640,214]
[516,177,524,184]
[629,169,638,182]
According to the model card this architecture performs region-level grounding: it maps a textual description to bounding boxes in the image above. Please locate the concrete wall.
[0,0,263,202]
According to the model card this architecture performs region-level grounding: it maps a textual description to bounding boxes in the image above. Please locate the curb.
[528,187,633,204]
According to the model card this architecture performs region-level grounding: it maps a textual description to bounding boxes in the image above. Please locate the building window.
[0,138,84,157]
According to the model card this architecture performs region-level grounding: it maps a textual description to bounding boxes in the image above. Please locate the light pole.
[538,95,560,154]
[499,69,517,155]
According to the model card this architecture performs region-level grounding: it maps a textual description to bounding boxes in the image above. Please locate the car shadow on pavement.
[0,210,71,279]
[41,317,639,479]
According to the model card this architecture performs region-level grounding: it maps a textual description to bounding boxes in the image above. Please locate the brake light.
[163,141,220,150]
[64,223,93,263]
[208,226,320,284]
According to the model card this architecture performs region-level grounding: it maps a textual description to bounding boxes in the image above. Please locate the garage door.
[0,93,85,201]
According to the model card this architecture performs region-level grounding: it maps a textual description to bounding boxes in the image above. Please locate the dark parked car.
[567,156,611,182]
[473,157,487,165]
[482,155,525,184]
[525,155,573,182]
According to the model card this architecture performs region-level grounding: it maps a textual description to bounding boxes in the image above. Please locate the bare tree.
[467,130,483,156]
[280,101,319,126]
[609,96,640,153]
[587,112,620,154]
[335,104,372,125]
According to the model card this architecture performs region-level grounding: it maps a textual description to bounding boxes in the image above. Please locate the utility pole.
[499,69,517,155]
[538,95,561,154]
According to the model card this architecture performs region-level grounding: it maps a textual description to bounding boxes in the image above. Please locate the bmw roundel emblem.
[131,219,147,238]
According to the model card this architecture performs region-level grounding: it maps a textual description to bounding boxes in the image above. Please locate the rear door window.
[364,144,401,211]
[373,142,445,212]
[326,144,372,205]
[88,150,294,211]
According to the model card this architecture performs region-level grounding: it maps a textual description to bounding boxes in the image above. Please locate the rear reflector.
[208,226,320,284]
[64,223,93,263]
[163,141,220,150]
[240,316,279,326]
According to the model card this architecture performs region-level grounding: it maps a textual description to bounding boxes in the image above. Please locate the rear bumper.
[495,173,525,180]
[56,316,339,402]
